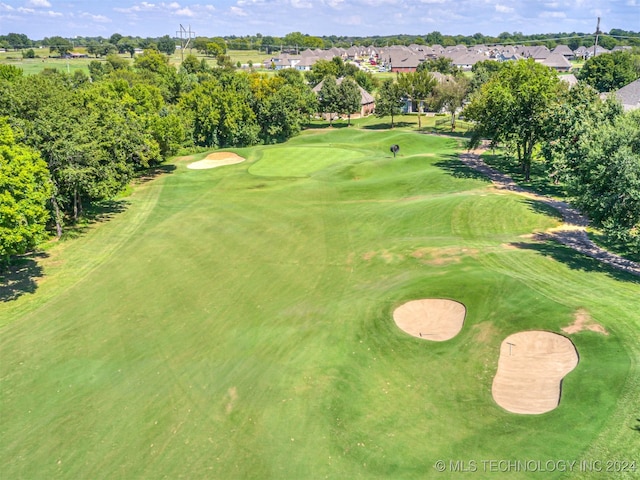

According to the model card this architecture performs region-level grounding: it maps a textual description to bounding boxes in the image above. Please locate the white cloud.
[495,4,514,13]
[539,10,566,17]
[0,2,15,11]
[290,0,312,7]
[45,10,62,17]
[27,0,51,7]
[230,6,248,16]
[17,7,35,13]
[175,7,195,16]
[80,12,112,23]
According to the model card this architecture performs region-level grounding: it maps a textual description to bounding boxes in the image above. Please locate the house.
[382,48,422,72]
[613,78,640,112]
[295,55,317,71]
[540,53,572,72]
[559,74,579,88]
[551,44,574,60]
[312,77,376,118]
[448,52,486,71]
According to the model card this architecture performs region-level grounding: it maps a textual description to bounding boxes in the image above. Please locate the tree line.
[2,28,639,54]
[0,48,322,265]
[464,58,640,252]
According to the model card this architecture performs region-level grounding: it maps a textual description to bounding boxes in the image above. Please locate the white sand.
[492,330,578,414]
[393,299,466,341]
[187,152,245,170]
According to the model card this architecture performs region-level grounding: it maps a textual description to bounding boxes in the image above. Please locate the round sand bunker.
[492,331,578,414]
[187,152,245,170]
[393,299,466,341]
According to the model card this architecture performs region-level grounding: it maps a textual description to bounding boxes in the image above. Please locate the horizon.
[0,0,638,41]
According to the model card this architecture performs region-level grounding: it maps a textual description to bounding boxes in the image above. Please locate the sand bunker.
[492,331,578,414]
[393,299,466,341]
[187,152,245,170]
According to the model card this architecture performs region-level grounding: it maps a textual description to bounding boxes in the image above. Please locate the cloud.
[230,6,248,15]
[27,0,51,7]
[80,12,112,23]
[0,2,15,11]
[175,7,195,16]
[539,10,566,18]
[290,0,312,7]
[495,4,514,13]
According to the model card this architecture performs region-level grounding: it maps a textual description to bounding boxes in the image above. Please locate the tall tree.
[157,35,176,56]
[464,59,563,180]
[46,36,73,57]
[398,71,436,129]
[0,118,52,265]
[337,78,361,126]
[375,79,404,128]
[318,76,340,126]
[431,76,470,131]
[566,111,640,249]
[578,51,639,92]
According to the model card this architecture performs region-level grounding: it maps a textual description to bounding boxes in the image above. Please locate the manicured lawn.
[1,128,638,479]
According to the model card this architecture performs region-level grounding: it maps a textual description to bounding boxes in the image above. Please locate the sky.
[0,0,638,40]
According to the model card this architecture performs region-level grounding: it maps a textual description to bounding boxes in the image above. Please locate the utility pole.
[176,24,195,63]
[593,17,601,59]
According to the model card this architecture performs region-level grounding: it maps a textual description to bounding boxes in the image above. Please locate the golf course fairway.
[1,128,638,479]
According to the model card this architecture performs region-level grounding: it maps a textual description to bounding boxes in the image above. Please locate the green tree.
[0,118,52,265]
[4,33,31,50]
[157,35,176,56]
[318,76,340,126]
[47,36,73,57]
[431,76,470,130]
[181,54,201,74]
[375,78,404,128]
[566,111,640,249]
[0,65,23,82]
[305,59,340,87]
[105,53,129,71]
[117,37,137,58]
[261,36,276,54]
[337,78,361,126]
[256,81,317,143]
[417,56,460,76]
[283,32,305,49]
[134,49,170,74]
[464,59,563,180]
[578,51,639,92]
[470,60,503,92]
[398,70,436,129]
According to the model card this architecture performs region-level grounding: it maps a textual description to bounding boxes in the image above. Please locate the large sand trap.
[393,299,466,341]
[492,331,578,414]
[187,152,245,170]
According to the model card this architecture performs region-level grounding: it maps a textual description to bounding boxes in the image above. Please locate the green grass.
[1,129,639,479]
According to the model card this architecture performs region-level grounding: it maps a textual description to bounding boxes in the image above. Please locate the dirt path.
[458,150,640,278]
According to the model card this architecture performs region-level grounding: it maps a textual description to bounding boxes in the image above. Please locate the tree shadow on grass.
[0,252,47,302]
[362,121,415,130]
[633,418,640,434]
[510,239,640,284]
[135,164,176,185]
[521,199,564,222]
[434,155,490,182]
[62,199,131,240]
